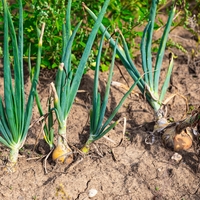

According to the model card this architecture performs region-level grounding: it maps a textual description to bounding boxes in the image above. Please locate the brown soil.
[0,23,200,200]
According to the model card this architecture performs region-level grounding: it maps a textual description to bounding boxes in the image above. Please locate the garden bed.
[0,22,200,200]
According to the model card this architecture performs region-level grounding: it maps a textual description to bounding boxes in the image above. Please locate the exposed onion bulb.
[52,145,73,164]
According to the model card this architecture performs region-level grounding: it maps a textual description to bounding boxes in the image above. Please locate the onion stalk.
[81,32,140,153]
[0,0,44,168]
[50,0,111,163]
[28,45,54,150]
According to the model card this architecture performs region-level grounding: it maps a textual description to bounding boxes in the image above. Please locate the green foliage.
[0,0,155,70]
[166,0,200,54]
[0,0,199,71]
[20,0,65,69]
[0,0,44,165]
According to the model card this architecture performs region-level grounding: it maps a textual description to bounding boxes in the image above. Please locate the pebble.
[171,152,182,162]
[88,189,98,198]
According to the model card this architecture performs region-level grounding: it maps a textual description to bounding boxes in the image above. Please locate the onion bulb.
[52,145,73,164]
[162,126,193,151]
[173,128,193,151]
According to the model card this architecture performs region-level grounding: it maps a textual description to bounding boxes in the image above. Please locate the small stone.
[171,152,182,162]
[157,168,162,172]
[88,189,98,198]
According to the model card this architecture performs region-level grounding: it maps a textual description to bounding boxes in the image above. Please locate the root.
[43,148,54,174]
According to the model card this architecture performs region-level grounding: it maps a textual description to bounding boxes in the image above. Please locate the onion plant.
[83,0,175,127]
[28,52,54,150]
[35,92,54,149]
[84,0,200,151]
[81,32,139,153]
[50,0,111,163]
[0,0,44,167]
